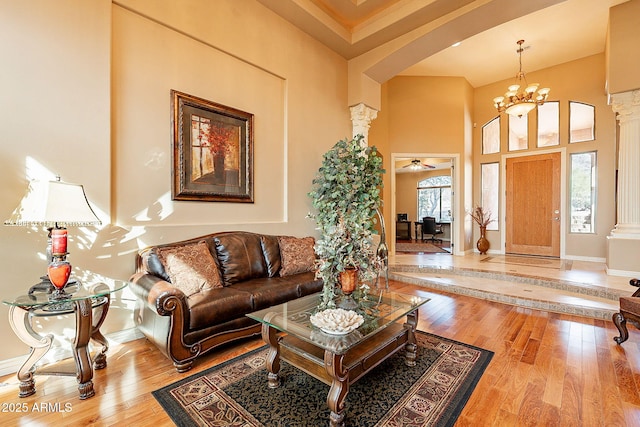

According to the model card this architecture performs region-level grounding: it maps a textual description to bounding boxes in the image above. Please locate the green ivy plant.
[308,134,384,308]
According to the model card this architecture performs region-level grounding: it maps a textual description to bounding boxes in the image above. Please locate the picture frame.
[171,90,254,202]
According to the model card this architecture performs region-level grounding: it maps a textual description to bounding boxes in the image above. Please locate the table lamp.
[4,176,102,297]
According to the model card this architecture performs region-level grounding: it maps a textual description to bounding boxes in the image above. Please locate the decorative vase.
[213,153,225,182]
[339,268,357,295]
[47,257,71,300]
[337,268,358,310]
[477,226,490,255]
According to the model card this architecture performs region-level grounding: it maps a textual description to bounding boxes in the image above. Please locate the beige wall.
[0,0,113,361]
[607,0,640,94]
[0,0,350,363]
[473,54,617,260]
[371,76,473,253]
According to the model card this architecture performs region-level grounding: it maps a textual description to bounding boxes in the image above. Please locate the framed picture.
[171,90,254,202]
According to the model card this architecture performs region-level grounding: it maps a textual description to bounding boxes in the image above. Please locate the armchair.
[421,217,443,243]
[612,278,640,344]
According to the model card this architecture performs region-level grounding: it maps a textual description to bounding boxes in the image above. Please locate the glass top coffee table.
[247,290,429,427]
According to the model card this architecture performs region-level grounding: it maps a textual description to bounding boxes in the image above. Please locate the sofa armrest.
[630,278,640,297]
[129,272,189,317]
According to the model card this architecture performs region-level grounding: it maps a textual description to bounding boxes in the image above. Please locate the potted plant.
[468,206,494,254]
[308,134,384,308]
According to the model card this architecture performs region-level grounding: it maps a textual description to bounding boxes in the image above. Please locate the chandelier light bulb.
[525,84,538,93]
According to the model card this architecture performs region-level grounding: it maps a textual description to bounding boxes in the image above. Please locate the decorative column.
[610,90,640,235]
[607,90,640,276]
[350,103,378,146]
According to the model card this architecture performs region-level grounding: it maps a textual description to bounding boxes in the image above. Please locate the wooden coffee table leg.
[324,351,348,427]
[261,322,280,388]
[404,309,419,367]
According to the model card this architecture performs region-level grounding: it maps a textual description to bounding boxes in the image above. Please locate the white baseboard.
[605,267,640,278]
[0,327,144,378]
[564,255,607,263]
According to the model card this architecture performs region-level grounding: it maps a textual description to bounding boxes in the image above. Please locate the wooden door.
[506,152,560,257]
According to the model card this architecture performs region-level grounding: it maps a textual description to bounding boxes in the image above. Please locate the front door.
[505,152,561,257]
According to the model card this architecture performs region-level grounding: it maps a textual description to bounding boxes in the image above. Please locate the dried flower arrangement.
[468,206,494,227]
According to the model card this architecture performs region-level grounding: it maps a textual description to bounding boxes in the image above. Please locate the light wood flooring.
[1,280,639,426]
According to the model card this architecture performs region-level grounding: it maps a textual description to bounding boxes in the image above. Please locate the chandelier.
[493,40,550,117]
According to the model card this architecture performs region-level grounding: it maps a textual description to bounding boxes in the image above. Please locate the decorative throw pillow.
[157,241,223,296]
[278,236,316,277]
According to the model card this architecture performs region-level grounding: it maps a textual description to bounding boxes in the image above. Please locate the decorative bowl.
[310,308,364,335]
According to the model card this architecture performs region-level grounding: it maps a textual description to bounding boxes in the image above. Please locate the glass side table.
[2,273,128,400]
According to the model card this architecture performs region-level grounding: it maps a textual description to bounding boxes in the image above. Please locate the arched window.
[417,176,451,222]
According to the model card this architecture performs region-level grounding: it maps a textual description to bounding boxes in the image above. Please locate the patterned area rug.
[396,242,449,253]
[153,331,493,427]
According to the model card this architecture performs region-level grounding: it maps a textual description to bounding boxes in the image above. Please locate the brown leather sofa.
[129,231,322,372]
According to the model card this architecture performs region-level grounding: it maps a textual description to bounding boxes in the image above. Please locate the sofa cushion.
[156,241,223,296]
[278,236,316,277]
[187,287,255,330]
[214,232,267,285]
[260,235,281,277]
[232,276,304,310]
[294,271,324,296]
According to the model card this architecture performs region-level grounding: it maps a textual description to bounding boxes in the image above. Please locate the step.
[389,266,622,320]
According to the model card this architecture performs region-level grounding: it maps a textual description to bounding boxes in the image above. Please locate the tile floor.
[387,251,636,319]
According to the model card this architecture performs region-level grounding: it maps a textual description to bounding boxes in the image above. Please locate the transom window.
[417,176,452,222]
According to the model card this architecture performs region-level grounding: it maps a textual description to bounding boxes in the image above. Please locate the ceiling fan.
[402,159,435,170]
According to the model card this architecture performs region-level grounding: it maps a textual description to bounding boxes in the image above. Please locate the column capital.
[610,90,640,123]
[350,103,378,145]
[350,103,378,122]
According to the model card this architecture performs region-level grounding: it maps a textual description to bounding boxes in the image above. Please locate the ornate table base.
[8,294,111,400]
[263,310,419,427]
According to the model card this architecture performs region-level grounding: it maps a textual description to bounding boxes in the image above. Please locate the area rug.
[396,242,449,253]
[153,331,493,427]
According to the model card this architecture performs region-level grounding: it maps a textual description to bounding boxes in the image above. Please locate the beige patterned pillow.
[278,236,316,277]
[157,241,223,296]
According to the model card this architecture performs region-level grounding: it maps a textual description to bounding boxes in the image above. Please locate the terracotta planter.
[339,268,358,296]
[476,226,490,254]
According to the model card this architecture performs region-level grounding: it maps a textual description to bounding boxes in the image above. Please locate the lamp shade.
[4,179,102,227]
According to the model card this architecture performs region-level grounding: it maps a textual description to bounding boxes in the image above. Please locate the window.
[481,163,499,231]
[417,176,452,222]
[537,101,559,147]
[508,114,528,151]
[570,151,596,233]
[570,102,595,143]
[482,117,500,154]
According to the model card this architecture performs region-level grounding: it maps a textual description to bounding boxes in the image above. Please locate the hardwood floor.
[1,280,639,426]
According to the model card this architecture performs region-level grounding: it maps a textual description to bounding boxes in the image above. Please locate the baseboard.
[564,255,606,263]
[0,327,144,378]
[605,267,640,278]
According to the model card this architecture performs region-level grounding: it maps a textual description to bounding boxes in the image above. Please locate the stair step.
[390,268,621,320]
